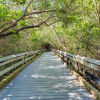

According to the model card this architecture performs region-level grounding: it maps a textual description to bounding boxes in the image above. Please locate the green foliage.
[0,0,99,59]
[31,33,39,42]
[0,4,9,19]
[13,0,26,5]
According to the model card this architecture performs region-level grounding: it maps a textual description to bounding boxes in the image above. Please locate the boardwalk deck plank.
[0,52,95,100]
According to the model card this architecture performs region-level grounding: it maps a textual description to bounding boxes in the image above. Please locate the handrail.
[53,49,100,88]
[0,50,42,62]
[53,49,100,71]
[0,50,43,78]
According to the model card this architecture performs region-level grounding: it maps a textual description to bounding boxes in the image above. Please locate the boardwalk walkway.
[0,52,95,100]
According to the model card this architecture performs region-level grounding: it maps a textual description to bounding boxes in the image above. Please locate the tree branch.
[0,10,57,34]
[0,16,58,38]
[45,19,60,26]
[23,0,34,15]
[25,9,56,16]
[0,22,12,28]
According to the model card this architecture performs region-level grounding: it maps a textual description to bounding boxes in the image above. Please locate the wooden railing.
[53,49,100,89]
[0,50,43,80]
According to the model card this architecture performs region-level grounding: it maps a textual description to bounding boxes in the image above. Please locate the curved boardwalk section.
[0,52,95,100]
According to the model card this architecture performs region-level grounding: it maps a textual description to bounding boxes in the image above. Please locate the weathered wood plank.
[53,50,100,71]
[0,56,24,67]
[0,50,43,78]
[0,50,41,62]
[0,52,43,89]
[0,56,34,77]
[0,52,95,100]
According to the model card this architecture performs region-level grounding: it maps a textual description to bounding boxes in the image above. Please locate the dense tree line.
[0,0,100,59]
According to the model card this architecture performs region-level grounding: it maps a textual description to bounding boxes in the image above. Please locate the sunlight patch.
[31,74,46,78]
[7,94,13,96]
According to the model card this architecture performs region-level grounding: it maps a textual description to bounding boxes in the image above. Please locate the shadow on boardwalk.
[0,52,95,100]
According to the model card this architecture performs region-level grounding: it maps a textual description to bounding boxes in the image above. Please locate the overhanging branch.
[0,10,57,34]
[0,16,58,38]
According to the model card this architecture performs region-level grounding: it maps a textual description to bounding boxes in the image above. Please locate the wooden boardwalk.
[0,52,95,100]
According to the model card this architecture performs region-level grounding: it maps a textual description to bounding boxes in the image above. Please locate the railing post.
[67,58,70,65]
[24,55,26,64]
[53,49,100,94]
